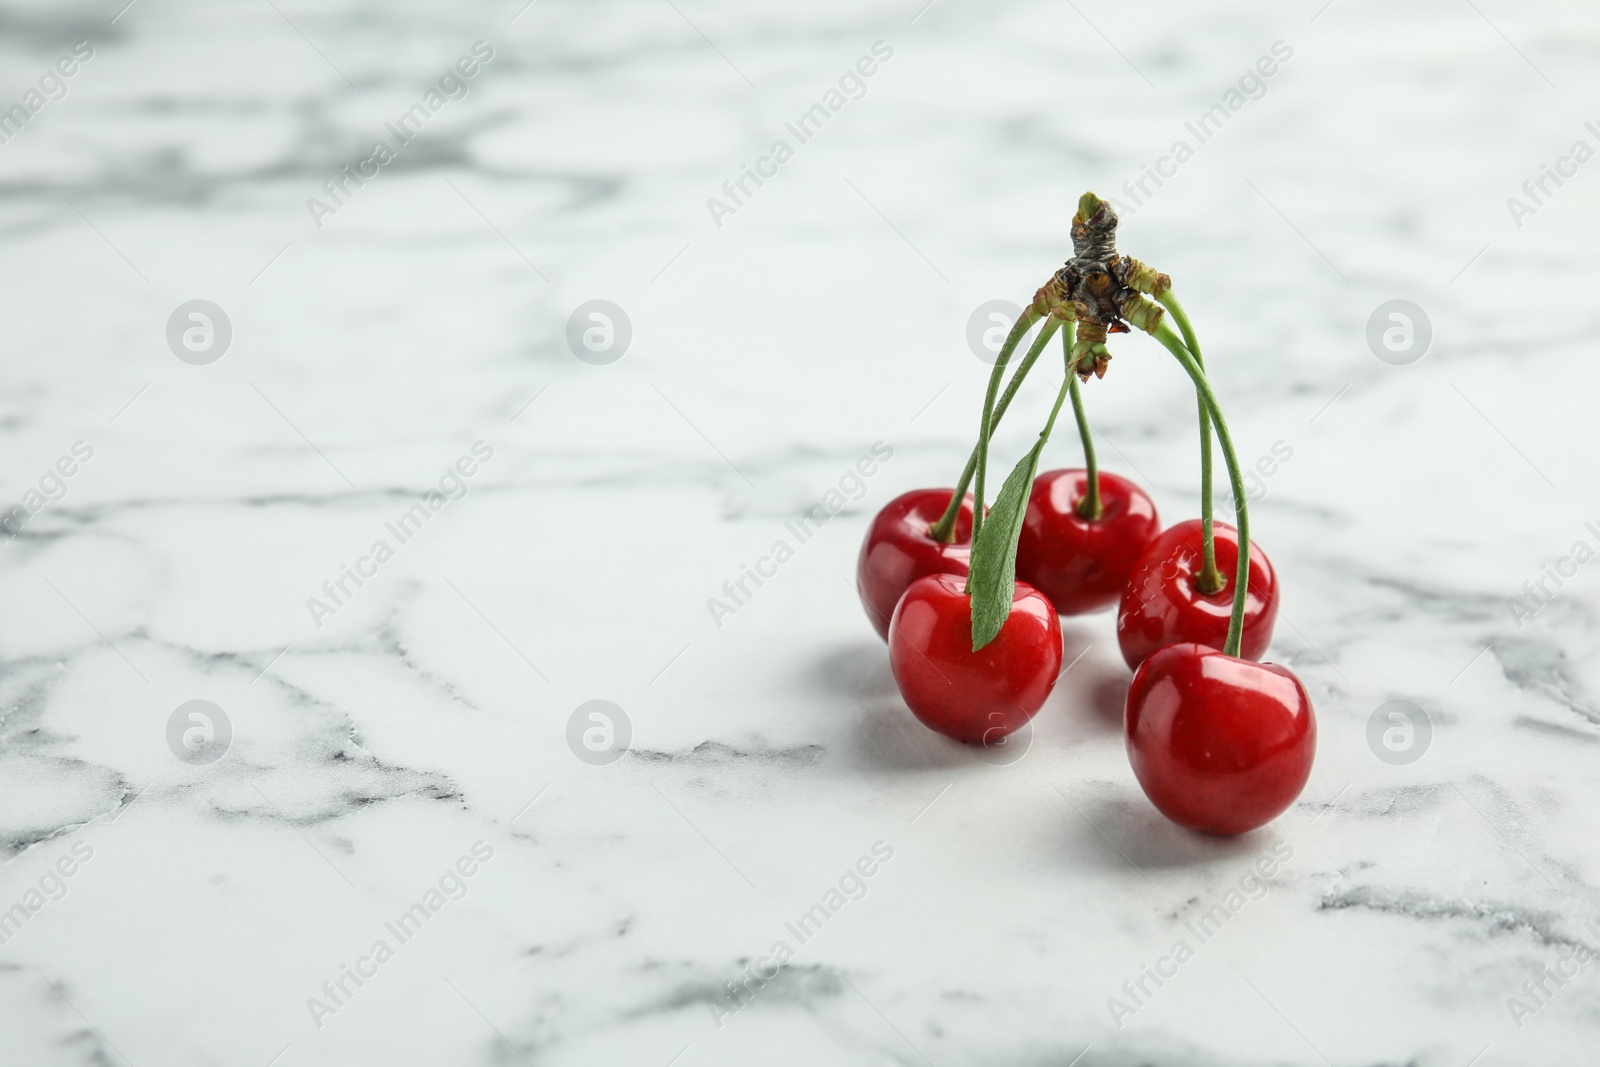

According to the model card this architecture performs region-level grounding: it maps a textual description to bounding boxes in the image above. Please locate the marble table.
[1,0,1597,1063]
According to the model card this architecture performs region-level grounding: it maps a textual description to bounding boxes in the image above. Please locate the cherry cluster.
[855,194,1315,836]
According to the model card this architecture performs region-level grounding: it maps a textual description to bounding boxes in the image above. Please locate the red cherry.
[856,489,974,640]
[1125,643,1315,835]
[888,573,1062,745]
[1017,468,1160,615]
[1116,519,1278,670]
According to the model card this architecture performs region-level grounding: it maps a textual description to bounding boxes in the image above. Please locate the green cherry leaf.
[967,439,1046,652]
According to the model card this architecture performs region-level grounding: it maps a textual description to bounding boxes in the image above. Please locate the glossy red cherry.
[1017,468,1160,615]
[1125,643,1315,835]
[1116,519,1278,670]
[888,573,1062,745]
[857,489,974,640]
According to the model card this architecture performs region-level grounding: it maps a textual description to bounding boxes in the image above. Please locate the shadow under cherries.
[1046,623,1131,736]
[1061,787,1269,873]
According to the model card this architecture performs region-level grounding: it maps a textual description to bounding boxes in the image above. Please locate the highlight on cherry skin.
[887,573,1062,745]
[1017,467,1160,616]
[1124,642,1316,836]
[857,488,974,640]
[1116,519,1279,671]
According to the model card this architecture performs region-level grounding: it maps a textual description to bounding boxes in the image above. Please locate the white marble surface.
[1,0,1598,1063]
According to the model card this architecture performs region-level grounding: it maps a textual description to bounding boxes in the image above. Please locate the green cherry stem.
[969,314,1062,543]
[929,308,1043,542]
[1158,291,1223,594]
[1037,348,1076,446]
[1152,320,1250,657]
[959,324,1076,613]
[1063,326,1101,520]
[973,314,1065,538]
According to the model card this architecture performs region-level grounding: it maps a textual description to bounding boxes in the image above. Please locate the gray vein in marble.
[1490,635,1600,726]
[628,739,825,767]
[1318,887,1582,952]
